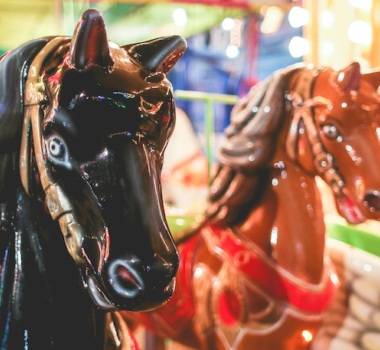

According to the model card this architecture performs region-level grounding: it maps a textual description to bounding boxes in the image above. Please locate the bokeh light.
[173,8,187,27]
[288,36,310,58]
[348,21,372,44]
[288,6,309,28]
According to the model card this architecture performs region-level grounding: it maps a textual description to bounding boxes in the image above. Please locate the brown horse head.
[209,63,380,226]
[287,62,380,224]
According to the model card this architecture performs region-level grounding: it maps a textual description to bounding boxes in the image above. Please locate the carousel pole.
[174,90,239,184]
[54,0,63,34]
[205,99,214,185]
[371,0,380,67]
[303,0,319,64]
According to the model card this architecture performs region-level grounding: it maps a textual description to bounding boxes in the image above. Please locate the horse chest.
[187,226,338,350]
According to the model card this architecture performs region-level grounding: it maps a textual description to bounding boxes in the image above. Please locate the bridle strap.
[286,68,346,197]
[20,37,69,195]
[20,36,86,263]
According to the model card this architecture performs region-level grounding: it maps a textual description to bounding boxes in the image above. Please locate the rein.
[19,37,86,264]
[286,68,346,198]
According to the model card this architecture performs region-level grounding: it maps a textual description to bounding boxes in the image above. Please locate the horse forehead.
[90,61,172,95]
[61,45,173,95]
[313,77,380,115]
[318,97,379,120]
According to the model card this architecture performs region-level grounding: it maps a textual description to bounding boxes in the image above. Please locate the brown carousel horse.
[136,62,380,349]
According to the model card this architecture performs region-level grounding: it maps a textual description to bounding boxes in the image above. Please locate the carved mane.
[207,64,303,225]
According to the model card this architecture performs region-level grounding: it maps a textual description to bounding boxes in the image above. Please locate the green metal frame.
[174,89,238,183]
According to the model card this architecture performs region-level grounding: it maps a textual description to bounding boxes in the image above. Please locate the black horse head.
[17,9,186,312]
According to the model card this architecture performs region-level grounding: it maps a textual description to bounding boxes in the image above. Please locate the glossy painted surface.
[0,8,186,350]
[138,63,380,349]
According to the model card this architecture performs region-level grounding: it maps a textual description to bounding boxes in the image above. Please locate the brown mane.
[207,64,303,226]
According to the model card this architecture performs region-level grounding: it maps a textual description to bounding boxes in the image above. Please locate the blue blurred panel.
[258,15,302,80]
[168,48,237,133]
[168,14,303,134]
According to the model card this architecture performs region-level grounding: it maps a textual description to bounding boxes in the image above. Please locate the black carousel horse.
[0,9,186,350]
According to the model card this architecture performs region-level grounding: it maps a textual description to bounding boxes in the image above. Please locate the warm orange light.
[261,6,284,34]
[302,330,313,342]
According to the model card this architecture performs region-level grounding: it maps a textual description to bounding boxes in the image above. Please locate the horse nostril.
[107,261,144,298]
[115,265,138,290]
[364,192,380,211]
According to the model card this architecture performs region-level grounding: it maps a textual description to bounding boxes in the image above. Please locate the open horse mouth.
[336,193,365,225]
[335,189,380,225]
[85,273,117,311]
[364,191,380,212]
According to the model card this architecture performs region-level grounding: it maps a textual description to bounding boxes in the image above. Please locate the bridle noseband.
[286,68,346,198]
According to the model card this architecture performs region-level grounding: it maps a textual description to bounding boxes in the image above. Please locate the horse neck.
[235,140,326,286]
[0,181,108,349]
[271,147,326,284]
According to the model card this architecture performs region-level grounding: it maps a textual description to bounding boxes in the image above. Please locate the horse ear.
[362,68,380,91]
[70,9,114,70]
[335,62,361,93]
[122,36,187,76]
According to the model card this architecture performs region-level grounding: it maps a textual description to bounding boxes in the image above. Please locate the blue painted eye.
[45,135,71,169]
[48,138,65,158]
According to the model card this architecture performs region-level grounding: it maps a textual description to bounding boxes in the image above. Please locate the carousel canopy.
[0,0,292,54]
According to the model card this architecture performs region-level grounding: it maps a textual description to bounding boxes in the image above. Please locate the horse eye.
[322,124,340,140]
[48,138,65,158]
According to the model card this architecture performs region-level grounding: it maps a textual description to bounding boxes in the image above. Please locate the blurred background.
[1,0,377,133]
[2,0,377,223]
[4,2,380,349]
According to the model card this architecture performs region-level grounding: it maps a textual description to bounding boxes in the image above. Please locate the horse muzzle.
[78,230,178,311]
[101,254,178,311]
[80,255,177,311]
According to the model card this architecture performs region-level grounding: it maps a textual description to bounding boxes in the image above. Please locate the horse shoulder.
[0,39,51,267]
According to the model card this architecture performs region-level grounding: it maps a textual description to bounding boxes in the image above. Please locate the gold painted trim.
[20,36,70,195]
[45,183,74,220]
[20,36,86,264]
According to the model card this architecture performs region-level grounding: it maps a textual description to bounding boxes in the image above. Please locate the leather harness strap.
[204,225,339,314]
[286,67,347,198]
